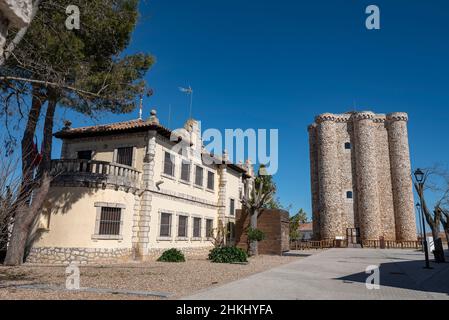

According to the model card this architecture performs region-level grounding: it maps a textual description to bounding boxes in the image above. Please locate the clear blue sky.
[53,0,449,219]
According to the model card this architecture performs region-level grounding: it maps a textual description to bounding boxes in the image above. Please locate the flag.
[179,86,193,94]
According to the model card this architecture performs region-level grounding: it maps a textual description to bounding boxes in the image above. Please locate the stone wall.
[27,247,133,265]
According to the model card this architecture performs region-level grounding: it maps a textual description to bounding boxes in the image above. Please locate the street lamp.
[414,168,431,269]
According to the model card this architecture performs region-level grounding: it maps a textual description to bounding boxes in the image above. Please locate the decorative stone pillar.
[316,113,342,240]
[308,124,320,240]
[353,112,381,240]
[217,150,228,223]
[132,130,157,259]
[387,112,417,241]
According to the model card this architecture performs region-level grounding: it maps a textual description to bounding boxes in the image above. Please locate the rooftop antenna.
[179,85,193,119]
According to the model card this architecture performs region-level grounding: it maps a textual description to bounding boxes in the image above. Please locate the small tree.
[414,167,447,263]
[241,165,276,256]
[289,209,308,241]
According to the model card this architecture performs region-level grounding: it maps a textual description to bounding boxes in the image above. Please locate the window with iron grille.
[193,217,202,238]
[229,199,235,216]
[230,199,235,216]
[178,215,188,238]
[181,160,191,182]
[207,171,215,190]
[206,219,213,238]
[116,147,133,167]
[98,207,122,236]
[159,212,172,237]
[195,166,203,186]
[163,152,175,176]
[77,150,92,160]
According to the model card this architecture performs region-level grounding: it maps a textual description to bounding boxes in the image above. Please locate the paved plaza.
[185,248,449,300]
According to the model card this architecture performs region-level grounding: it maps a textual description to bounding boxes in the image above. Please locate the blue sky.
[51,0,449,219]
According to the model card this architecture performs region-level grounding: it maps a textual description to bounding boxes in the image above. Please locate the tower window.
[344,142,351,150]
[346,191,353,199]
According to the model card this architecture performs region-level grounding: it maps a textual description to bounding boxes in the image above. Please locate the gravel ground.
[0,254,302,300]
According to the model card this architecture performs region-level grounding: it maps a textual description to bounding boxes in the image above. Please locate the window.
[163,152,175,176]
[159,212,172,237]
[193,217,202,238]
[181,160,191,182]
[344,142,351,150]
[116,147,133,166]
[226,222,236,245]
[346,191,353,199]
[178,215,188,238]
[77,150,92,160]
[195,166,204,186]
[77,150,92,172]
[230,199,235,216]
[207,171,215,190]
[206,219,214,238]
[98,207,122,236]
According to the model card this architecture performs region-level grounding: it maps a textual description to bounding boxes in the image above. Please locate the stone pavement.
[184,248,449,300]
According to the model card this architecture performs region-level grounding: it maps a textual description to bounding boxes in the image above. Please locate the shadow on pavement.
[336,254,449,296]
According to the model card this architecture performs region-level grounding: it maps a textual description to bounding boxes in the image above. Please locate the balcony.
[50,159,141,190]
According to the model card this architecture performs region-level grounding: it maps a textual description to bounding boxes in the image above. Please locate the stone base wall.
[26,246,213,264]
[27,247,133,265]
[145,246,213,261]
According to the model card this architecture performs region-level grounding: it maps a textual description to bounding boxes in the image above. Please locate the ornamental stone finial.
[148,109,159,124]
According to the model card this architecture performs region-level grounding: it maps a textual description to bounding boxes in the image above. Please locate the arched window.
[344,142,351,150]
[346,191,353,199]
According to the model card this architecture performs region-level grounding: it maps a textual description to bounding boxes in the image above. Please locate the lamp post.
[416,203,424,252]
[414,168,431,269]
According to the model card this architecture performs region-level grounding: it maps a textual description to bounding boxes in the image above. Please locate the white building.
[29,110,254,264]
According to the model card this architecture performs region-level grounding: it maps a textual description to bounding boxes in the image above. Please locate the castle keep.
[308,111,417,242]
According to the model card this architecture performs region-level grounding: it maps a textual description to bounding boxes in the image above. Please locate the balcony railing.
[50,159,141,189]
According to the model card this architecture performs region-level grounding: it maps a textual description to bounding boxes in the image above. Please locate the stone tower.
[308,111,417,241]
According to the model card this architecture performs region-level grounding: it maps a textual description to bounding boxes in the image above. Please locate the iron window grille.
[230,199,235,216]
[181,160,191,182]
[193,217,202,238]
[206,219,214,238]
[195,166,204,187]
[98,207,122,236]
[178,215,188,238]
[163,152,175,176]
[207,171,215,190]
[116,147,134,167]
[160,212,172,237]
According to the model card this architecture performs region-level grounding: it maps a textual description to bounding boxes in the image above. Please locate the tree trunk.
[249,209,258,256]
[4,93,56,266]
[4,174,50,265]
[38,96,57,176]
[20,87,47,201]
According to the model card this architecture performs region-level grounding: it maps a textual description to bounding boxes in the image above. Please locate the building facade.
[308,111,416,242]
[28,110,254,264]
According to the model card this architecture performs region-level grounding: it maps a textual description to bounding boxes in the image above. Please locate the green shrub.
[157,248,185,262]
[247,228,265,242]
[208,246,248,263]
